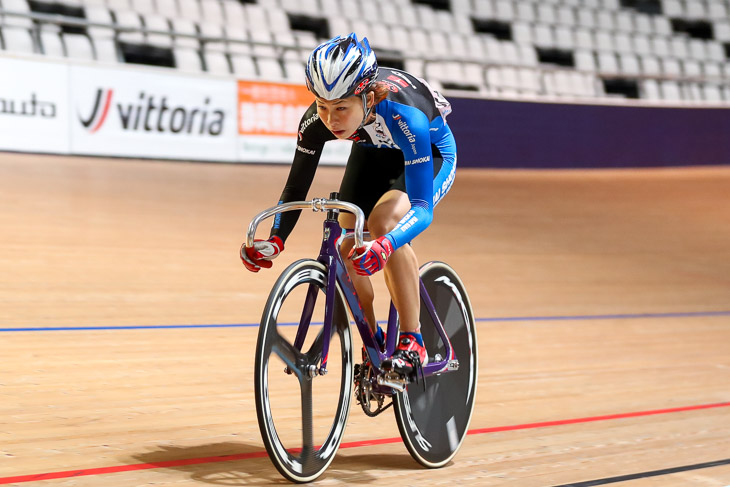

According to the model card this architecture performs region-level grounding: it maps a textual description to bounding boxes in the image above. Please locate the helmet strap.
[357,92,373,130]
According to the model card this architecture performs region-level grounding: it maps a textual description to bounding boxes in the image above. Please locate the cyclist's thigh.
[367,190,412,238]
[338,143,404,232]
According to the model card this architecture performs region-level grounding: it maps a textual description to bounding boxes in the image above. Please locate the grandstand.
[0,0,729,102]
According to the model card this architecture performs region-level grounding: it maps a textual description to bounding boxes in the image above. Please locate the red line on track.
[1,401,728,485]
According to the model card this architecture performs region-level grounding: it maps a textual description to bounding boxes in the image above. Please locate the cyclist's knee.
[366,213,399,238]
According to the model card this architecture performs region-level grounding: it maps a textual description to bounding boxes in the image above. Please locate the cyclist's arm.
[384,105,435,250]
[269,104,335,243]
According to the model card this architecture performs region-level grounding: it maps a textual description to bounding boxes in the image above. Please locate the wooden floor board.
[1,153,729,486]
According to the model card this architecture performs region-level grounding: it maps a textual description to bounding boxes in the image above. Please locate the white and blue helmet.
[305,33,379,100]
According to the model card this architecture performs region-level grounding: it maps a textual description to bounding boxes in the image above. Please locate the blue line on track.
[1,310,728,332]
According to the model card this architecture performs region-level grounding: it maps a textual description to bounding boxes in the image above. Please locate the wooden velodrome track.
[1,151,729,486]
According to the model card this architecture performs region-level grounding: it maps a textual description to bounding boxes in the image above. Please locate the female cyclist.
[241,33,457,376]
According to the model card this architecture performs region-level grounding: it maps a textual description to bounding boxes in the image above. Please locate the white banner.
[0,57,70,154]
[69,65,237,161]
[237,135,352,164]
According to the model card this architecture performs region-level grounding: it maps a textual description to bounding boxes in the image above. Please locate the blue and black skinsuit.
[270,67,457,251]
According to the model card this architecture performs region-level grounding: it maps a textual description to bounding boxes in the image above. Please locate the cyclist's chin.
[330,129,354,139]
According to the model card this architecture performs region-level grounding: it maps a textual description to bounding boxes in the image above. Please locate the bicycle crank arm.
[377,372,408,392]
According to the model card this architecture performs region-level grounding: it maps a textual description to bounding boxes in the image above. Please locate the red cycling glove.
[241,236,284,273]
[348,236,394,276]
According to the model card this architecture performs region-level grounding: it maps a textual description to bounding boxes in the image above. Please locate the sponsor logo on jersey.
[0,92,57,119]
[389,70,417,89]
[298,112,319,140]
[79,88,224,135]
[382,80,401,93]
[387,74,409,88]
[397,119,416,144]
[296,145,316,155]
[405,155,430,166]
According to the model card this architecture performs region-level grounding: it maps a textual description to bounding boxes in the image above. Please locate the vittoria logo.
[298,112,319,140]
[79,88,225,135]
[0,93,56,118]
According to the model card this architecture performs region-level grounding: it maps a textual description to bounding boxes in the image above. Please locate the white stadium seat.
[174,47,202,72]
[204,50,230,74]
[1,26,36,54]
[63,33,95,60]
[40,30,65,57]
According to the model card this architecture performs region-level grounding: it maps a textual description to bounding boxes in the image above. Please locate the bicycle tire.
[254,259,354,483]
[393,261,478,468]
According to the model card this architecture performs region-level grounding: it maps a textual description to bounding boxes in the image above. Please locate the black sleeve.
[269,103,335,243]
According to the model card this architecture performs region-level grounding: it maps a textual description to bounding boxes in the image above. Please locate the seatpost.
[326,192,340,221]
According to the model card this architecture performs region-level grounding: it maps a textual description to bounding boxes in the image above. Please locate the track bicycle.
[248,194,478,483]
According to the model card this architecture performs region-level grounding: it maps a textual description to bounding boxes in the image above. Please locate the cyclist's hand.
[241,236,284,272]
[348,236,394,276]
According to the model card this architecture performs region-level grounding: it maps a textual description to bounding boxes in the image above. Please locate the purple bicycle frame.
[299,216,456,378]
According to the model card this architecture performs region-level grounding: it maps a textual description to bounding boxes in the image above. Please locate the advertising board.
[0,57,70,154]
[70,65,238,161]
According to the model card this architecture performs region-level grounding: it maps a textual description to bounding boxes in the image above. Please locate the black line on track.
[551,458,730,486]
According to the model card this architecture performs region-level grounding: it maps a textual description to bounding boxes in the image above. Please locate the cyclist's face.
[315,95,367,139]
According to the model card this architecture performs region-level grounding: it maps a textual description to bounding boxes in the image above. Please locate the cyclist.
[241,33,457,376]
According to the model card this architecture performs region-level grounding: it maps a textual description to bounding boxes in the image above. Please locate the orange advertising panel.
[238,80,314,137]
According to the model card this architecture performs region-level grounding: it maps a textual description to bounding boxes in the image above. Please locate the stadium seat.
[575,50,597,71]
[84,6,116,39]
[554,26,575,50]
[221,1,246,30]
[596,52,619,73]
[682,59,702,78]
[661,58,681,76]
[256,56,284,80]
[517,45,537,66]
[264,7,290,33]
[39,30,65,57]
[143,14,173,48]
[177,0,200,20]
[642,79,662,100]
[702,83,722,102]
[283,59,304,82]
[517,67,540,94]
[200,0,224,24]
[1,26,36,54]
[707,0,728,18]
[63,33,95,60]
[512,21,532,45]
[92,37,119,62]
[576,9,597,30]
[434,10,456,32]
[632,34,652,55]
[515,3,535,22]
[155,0,179,16]
[129,0,155,15]
[230,53,257,78]
[619,53,641,75]
[640,55,662,76]
[204,50,230,74]
[174,47,202,72]
[115,10,145,44]
[2,0,34,28]
[532,23,554,48]
[199,22,226,52]
[107,0,131,11]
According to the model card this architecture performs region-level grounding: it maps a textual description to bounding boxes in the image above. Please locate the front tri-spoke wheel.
[394,261,478,468]
[254,259,353,483]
